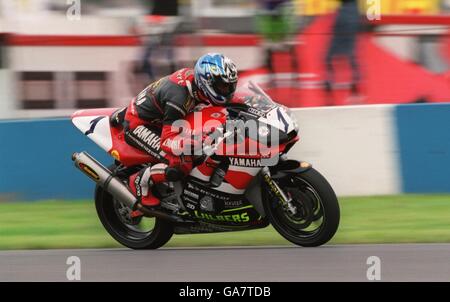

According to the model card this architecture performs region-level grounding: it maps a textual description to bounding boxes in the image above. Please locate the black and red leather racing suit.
[122,68,209,206]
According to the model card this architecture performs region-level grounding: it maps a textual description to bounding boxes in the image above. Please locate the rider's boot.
[128,166,161,209]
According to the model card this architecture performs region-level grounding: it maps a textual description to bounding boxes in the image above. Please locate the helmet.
[194,53,238,105]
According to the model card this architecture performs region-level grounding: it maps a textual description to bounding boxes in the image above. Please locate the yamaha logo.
[228,157,262,167]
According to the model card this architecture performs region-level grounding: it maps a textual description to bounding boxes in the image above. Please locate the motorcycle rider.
[117,53,238,209]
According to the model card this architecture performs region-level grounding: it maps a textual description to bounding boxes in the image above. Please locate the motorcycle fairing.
[71,108,154,166]
[72,109,116,153]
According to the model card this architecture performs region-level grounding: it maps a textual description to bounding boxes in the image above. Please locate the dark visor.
[213,77,237,97]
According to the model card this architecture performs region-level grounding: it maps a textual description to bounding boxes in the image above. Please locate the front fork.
[261,167,297,215]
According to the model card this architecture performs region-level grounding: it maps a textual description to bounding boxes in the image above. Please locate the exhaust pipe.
[72,152,138,210]
[72,152,185,223]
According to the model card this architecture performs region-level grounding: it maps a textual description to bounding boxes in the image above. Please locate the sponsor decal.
[186,203,196,210]
[136,95,146,106]
[224,200,244,207]
[176,69,189,85]
[149,78,163,90]
[194,211,250,223]
[110,150,120,161]
[126,133,162,160]
[185,69,194,77]
[132,126,161,150]
[263,174,284,201]
[183,190,199,200]
[277,108,289,132]
[210,112,224,119]
[185,180,235,203]
[134,175,142,197]
[228,157,262,167]
[78,163,100,181]
[84,116,105,136]
[183,196,198,204]
[247,107,265,117]
[199,196,214,212]
[136,79,163,106]
[163,138,182,152]
[135,87,149,106]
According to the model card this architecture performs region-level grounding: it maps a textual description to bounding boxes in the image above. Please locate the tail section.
[71,108,117,153]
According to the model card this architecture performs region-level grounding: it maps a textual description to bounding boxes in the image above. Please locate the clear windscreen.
[241,81,277,113]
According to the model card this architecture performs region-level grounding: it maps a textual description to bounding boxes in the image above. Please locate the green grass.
[1,194,450,250]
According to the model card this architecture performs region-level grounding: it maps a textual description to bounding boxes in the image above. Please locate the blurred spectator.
[255,0,298,88]
[442,0,450,12]
[151,0,178,15]
[135,0,181,82]
[0,34,5,69]
[324,0,363,105]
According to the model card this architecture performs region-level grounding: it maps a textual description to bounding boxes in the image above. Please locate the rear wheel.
[263,168,340,247]
[94,166,173,249]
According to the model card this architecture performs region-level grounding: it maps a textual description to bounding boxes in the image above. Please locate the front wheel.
[262,168,340,247]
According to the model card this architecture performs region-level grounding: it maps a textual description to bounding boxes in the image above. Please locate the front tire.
[263,168,340,247]
[94,169,174,249]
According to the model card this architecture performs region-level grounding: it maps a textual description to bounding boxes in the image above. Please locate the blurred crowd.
[0,0,449,115]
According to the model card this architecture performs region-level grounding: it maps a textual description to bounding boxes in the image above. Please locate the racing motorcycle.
[71,82,340,249]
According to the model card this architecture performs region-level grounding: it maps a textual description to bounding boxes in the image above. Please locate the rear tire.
[94,166,174,249]
[263,168,340,247]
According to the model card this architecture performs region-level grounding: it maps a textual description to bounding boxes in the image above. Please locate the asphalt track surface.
[1,244,450,282]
